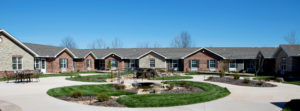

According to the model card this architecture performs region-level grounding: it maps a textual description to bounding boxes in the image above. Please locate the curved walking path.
[0,74,300,111]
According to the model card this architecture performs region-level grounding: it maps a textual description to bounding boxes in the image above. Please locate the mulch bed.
[90,98,126,107]
[58,96,126,107]
[205,77,277,87]
[160,86,202,94]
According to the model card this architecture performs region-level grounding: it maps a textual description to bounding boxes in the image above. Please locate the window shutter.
[216,60,218,68]
[66,59,68,68]
[59,59,62,68]
[189,60,191,68]
[196,60,200,67]
[116,60,118,67]
[207,60,210,68]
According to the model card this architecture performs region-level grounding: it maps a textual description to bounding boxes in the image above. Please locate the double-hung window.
[191,60,199,68]
[34,58,40,69]
[59,58,68,69]
[209,60,217,68]
[150,59,155,68]
[229,61,236,68]
[12,57,22,70]
[281,58,286,71]
[130,60,135,68]
[172,60,178,68]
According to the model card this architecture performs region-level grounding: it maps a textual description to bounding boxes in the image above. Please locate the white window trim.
[12,57,23,70]
[34,58,41,69]
[87,59,91,68]
[191,60,198,68]
[150,59,155,68]
[171,60,178,68]
[60,58,68,69]
[129,60,135,68]
[229,61,236,68]
[209,60,217,68]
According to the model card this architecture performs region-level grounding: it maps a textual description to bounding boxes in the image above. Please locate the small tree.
[255,52,264,76]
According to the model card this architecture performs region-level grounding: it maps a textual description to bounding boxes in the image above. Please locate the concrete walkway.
[0,75,299,111]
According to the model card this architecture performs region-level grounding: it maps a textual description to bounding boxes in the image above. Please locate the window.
[229,61,236,68]
[12,57,22,70]
[34,58,40,69]
[281,58,286,70]
[86,59,91,68]
[172,60,178,68]
[59,58,68,68]
[150,59,155,68]
[130,60,135,68]
[111,59,117,67]
[209,60,217,68]
[191,60,199,68]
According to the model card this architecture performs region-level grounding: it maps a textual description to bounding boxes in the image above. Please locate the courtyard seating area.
[4,70,40,83]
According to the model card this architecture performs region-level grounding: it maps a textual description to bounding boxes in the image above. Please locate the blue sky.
[0,0,299,48]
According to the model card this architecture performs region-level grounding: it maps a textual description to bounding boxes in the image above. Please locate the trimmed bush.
[97,93,110,102]
[243,78,250,84]
[256,80,264,86]
[112,84,125,90]
[166,84,174,90]
[233,73,240,80]
[71,91,82,98]
[219,71,225,78]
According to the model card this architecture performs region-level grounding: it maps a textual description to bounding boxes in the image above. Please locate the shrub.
[233,73,240,80]
[166,84,174,90]
[71,91,82,98]
[243,78,250,84]
[112,84,125,90]
[179,81,187,87]
[77,69,80,72]
[77,75,82,78]
[256,80,264,86]
[219,71,225,78]
[97,93,110,102]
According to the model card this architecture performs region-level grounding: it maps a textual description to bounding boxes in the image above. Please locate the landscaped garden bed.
[66,74,114,82]
[47,81,230,107]
[150,76,193,80]
[206,77,277,87]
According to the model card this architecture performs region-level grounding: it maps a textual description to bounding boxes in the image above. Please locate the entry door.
[111,59,117,70]
[41,59,47,73]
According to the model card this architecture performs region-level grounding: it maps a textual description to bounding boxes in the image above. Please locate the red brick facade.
[184,49,224,72]
[46,51,74,73]
[74,54,95,72]
[104,54,124,70]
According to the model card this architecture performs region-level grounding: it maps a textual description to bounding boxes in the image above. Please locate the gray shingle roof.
[23,43,65,57]
[23,43,278,60]
[280,45,300,56]
[207,47,277,59]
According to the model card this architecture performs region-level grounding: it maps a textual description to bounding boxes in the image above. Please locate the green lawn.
[47,84,136,97]
[117,81,230,107]
[253,76,275,80]
[66,74,114,82]
[150,76,193,80]
[283,99,300,111]
[285,81,300,86]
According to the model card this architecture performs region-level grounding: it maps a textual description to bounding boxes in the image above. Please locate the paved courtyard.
[0,74,300,111]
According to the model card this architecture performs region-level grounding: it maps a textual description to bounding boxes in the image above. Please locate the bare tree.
[61,36,77,49]
[111,38,123,49]
[88,38,106,49]
[170,32,192,48]
[284,32,296,44]
[153,42,160,48]
[137,42,150,48]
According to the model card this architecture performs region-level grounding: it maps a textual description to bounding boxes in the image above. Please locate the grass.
[66,74,114,82]
[285,81,300,86]
[47,84,136,97]
[150,76,193,80]
[117,81,230,107]
[283,99,300,111]
[185,72,254,77]
[39,71,100,78]
[253,76,275,81]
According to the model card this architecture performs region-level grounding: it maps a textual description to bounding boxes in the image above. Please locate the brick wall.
[104,54,124,70]
[184,49,224,72]
[46,51,74,73]
[75,54,95,72]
